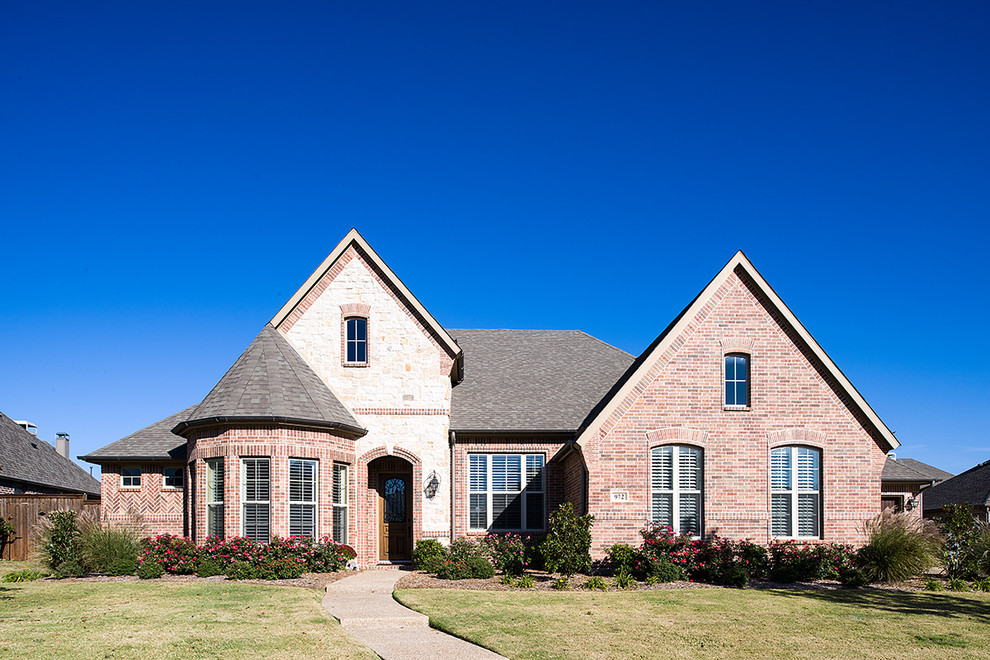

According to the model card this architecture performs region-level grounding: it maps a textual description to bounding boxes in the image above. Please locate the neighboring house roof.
[270,228,463,363]
[923,460,990,512]
[0,412,101,495]
[574,251,900,452]
[449,329,635,433]
[172,325,366,437]
[881,456,954,483]
[80,406,194,463]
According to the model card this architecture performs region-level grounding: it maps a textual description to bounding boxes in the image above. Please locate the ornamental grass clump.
[78,519,141,574]
[855,511,939,583]
[2,569,47,582]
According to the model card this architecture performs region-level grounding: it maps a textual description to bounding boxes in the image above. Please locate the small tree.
[543,502,594,577]
[41,510,83,571]
[939,504,981,579]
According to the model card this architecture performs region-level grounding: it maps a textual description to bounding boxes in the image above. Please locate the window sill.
[161,488,183,492]
[120,486,141,491]
[342,362,369,368]
[722,405,750,412]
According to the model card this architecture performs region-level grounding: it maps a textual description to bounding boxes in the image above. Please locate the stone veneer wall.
[185,427,355,544]
[100,463,185,535]
[583,269,888,556]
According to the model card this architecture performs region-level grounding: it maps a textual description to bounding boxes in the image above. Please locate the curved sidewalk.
[322,569,507,660]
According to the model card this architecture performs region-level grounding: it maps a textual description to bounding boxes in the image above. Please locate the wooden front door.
[378,472,412,561]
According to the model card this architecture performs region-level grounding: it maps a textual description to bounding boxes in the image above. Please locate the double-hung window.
[332,463,349,544]
[344,317,368,364]
[650,445,703,536]
[469,454,545,531]
[771,446,821,538]
[242,458,271,543]
[724,353,749,408]
[206,458,224,539]
[121,467,141,488]
[163,466,184,489]
[289,459,318,537]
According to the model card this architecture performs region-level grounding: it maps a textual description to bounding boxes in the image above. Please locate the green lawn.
[0,579,375,659]
[395,587,990,659]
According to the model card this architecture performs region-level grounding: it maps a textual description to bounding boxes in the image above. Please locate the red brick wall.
[100,463,185,535]
[185,426,356,544]
[451,436,571,540]
[583,269,888,556]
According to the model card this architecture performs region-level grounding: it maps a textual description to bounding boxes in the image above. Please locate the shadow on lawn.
[763,588,990,624]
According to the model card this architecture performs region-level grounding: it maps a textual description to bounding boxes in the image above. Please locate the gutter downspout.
[449,430,456,543]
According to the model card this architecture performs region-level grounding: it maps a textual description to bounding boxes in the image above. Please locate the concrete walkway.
[322,569,508,660]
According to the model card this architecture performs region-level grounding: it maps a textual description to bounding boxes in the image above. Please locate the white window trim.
[650,445,704,538]
[121,466,141,489]
[162,466,184,490]
[332,462,349,545]
[770,445,822,540]
[241,457,271,543]
[206,458,225,539]
[723,353,751,410]
[343,316,369,366]
[468,453,545,532]
[289,458,318,538]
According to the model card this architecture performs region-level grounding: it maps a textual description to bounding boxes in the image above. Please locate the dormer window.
[724,353,749,408]
[345,317,368,365]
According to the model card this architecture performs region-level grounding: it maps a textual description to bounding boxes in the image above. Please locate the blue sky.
[1,1,987,477]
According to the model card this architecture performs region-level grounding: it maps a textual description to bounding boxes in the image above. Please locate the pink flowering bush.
[484,533,531,576]
[139,535,200,574]
[768,540,854,582]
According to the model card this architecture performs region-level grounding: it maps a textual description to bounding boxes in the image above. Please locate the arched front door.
[374,457,413,561]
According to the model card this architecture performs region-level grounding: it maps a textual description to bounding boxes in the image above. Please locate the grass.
[0,580,375,659]
[395,587,990,659]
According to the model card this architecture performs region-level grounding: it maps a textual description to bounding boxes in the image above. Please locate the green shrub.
[56,560,84,578]
[225,560,256,580]
[948,577,969,591]
[605,543,637,575]
[938,504,981,579]
[498,573,514,585]
[612,569,636,589]
[838,566,869,588]
[551,576,569,590]
[515,574,535,588]
[648,560,682,583]
[484,533,530,576]
[924,578,943,591]
[0,517,15,550]
[582,576,607,591]
[466,555,494,579]
[972,577,990,592]
[543,503,594,577]
[194,559,223,578]
[79,521,141,574]
[720,563,750,589]
[856,511,938,583]
[2,569,47,582]
[412,539,447,573]
[41,510,83,571]
[137,561,164,579]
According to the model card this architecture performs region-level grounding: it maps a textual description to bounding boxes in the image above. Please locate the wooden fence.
[0,494,100,561]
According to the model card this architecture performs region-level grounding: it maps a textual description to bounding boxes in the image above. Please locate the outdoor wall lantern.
[904,497,916,512]
[424,471,441,499]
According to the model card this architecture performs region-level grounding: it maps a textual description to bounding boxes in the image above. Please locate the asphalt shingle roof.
[923,460,990,512]
[882,457,954,483]
[0,413,101,495]
[80,406,194,462]
[449,329,635,433]
[174,325,363,435]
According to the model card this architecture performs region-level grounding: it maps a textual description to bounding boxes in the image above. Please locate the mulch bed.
[48,570,357,590]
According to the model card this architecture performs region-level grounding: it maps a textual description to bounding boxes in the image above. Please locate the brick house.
[82,229,900,566]
[0,412,100,497]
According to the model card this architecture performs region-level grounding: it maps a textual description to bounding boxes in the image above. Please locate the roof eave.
[172,415,368,439]
[80,454,185,464]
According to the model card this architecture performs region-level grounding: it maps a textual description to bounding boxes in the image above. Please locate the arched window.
[344,317,368,364]
[724,353,749,408]
[770,446,821,538]
[650,445,703,536]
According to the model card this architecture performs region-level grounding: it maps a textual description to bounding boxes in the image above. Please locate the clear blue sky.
[1,1,987,478]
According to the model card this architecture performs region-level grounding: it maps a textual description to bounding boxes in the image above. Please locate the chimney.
[55,433,70,459]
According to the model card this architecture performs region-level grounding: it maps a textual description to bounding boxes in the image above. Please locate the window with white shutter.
[242,458,270,543]
[468,454,545,531]
[289,459,318,537]
[770,446,821,539]
[650,445,703,536]
[332,463,348,544]
[206,458,224,539]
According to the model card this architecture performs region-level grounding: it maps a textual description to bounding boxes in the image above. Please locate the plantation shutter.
[652,446,673,491]
[797,448,819,491]
[525,455,545,531]
[469,455,488,530]
[242,458,271,543]
[492,455,521,492]
[679,494,701,536]
[771,494,791,537]
[652,493,673,528]
[332,463,348,544]
[679,447,701,491]
[797,494,819,537]
[770,448,791,490]
[289,460,317,537]
[207,459,225,539]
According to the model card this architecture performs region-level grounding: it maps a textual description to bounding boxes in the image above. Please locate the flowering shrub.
[199,536,263,567]
[484,533,531,576]
[413,539,447,573]
[140,535,200,574]
[768,540,854,582]
[426,537,495,580]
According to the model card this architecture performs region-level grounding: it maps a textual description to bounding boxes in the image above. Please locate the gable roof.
[172,325,366,437]
[271,228,462,362]
[80,406,194,463]
[449,329,634,433]
[0,413,101,495]
[882,456,954,483]
[923,460,990,512]
[575,251,900,452]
